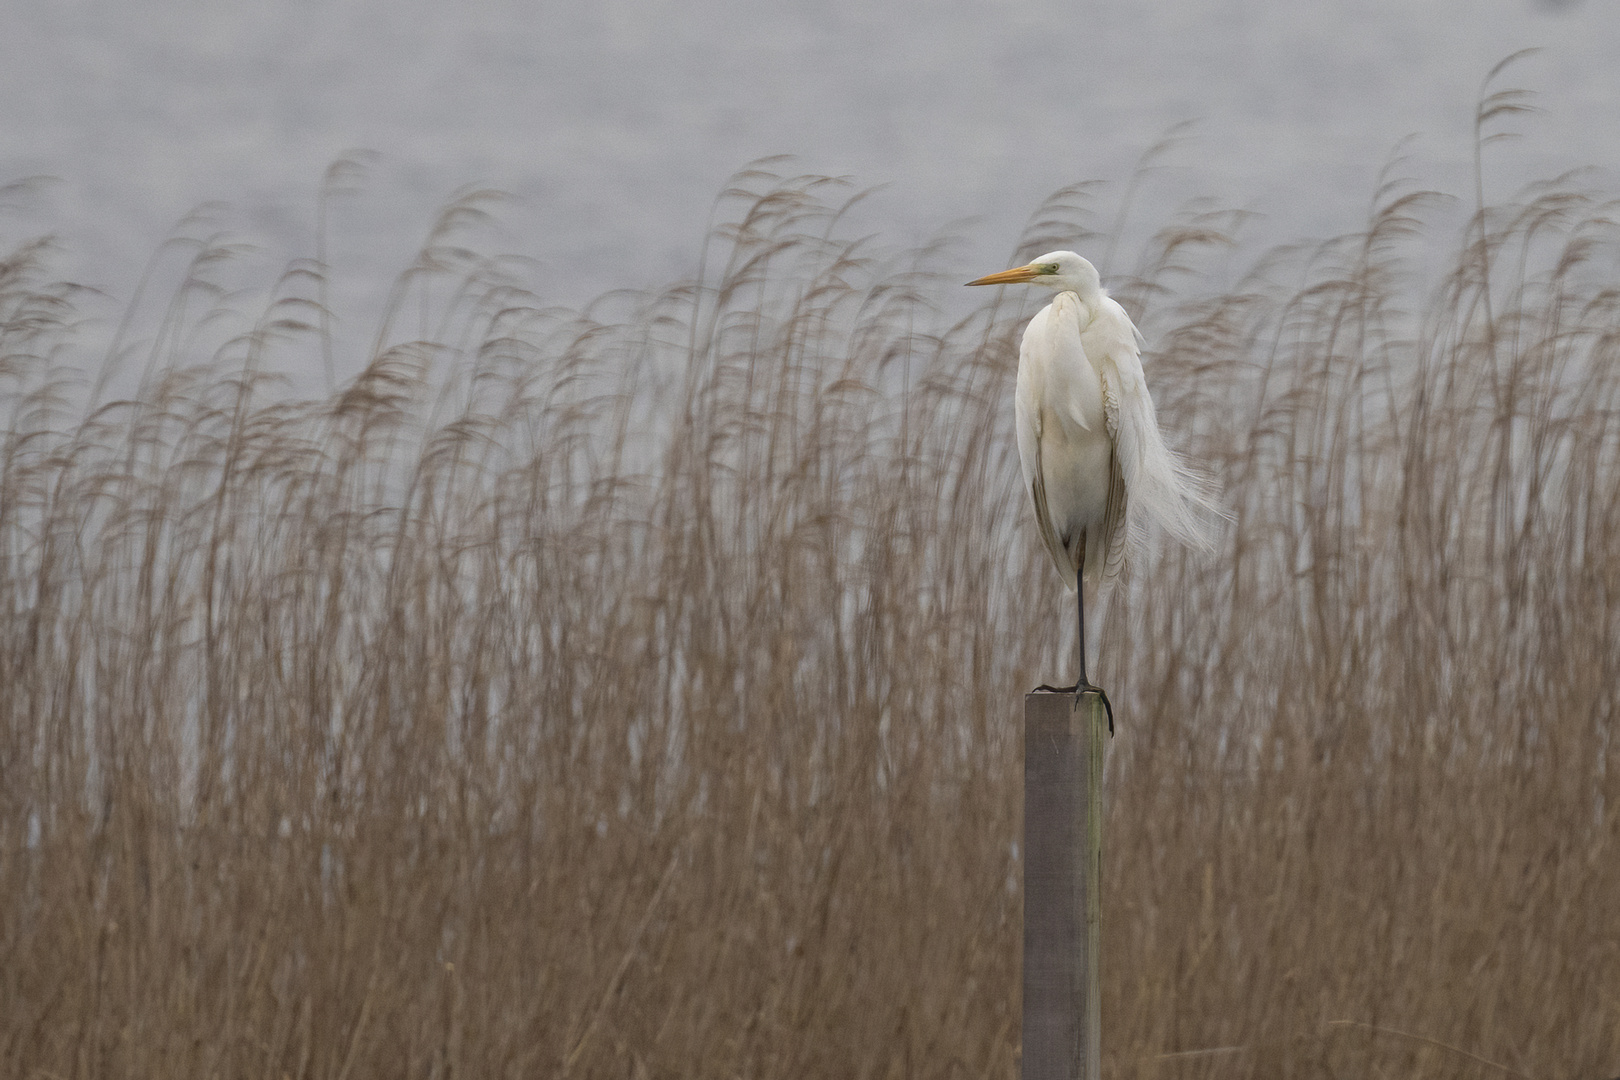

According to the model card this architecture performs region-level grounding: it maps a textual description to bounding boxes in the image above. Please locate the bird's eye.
[1041,263,1061,274]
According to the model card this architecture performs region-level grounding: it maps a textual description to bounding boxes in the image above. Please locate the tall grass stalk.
[2,153,1618,1078]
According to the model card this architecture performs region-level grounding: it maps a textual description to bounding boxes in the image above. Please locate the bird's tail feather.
[1115,384,1224,554]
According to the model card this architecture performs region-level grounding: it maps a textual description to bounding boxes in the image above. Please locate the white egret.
[967,251,1217,729]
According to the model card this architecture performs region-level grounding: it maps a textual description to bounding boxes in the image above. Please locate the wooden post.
[1022,691,1105,1080]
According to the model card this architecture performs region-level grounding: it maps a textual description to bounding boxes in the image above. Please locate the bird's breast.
[1023,293,1106,437]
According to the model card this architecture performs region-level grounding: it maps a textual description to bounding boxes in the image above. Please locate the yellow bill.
[965,263,1043,286]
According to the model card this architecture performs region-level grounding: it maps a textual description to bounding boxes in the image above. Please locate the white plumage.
[968,250,1217,714]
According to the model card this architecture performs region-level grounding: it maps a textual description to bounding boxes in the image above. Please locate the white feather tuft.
[1091,294,1224,558]
[1111,371,1223,555]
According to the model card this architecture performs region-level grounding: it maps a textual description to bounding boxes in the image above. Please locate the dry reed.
[4,117,1620,1078]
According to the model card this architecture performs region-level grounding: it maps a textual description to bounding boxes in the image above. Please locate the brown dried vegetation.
[4,115,1620,1079]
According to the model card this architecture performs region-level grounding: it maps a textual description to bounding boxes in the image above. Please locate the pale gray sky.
[1,0,1614,359]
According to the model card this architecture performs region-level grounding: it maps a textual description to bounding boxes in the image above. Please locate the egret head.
[966,250,1101,299]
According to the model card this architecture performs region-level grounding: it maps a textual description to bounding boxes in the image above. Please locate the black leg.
[1075,579,1114,735]
[1035,571,1114,735]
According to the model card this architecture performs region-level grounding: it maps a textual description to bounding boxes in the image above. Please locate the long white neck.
[1042,269,1101,304]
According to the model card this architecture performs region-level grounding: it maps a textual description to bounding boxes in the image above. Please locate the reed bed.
[3,140,1619,1077]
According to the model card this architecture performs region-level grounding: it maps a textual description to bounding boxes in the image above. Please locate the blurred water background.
[2,0,1615,354]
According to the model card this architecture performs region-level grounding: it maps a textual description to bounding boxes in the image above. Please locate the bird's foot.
[1033,680,1115,736]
